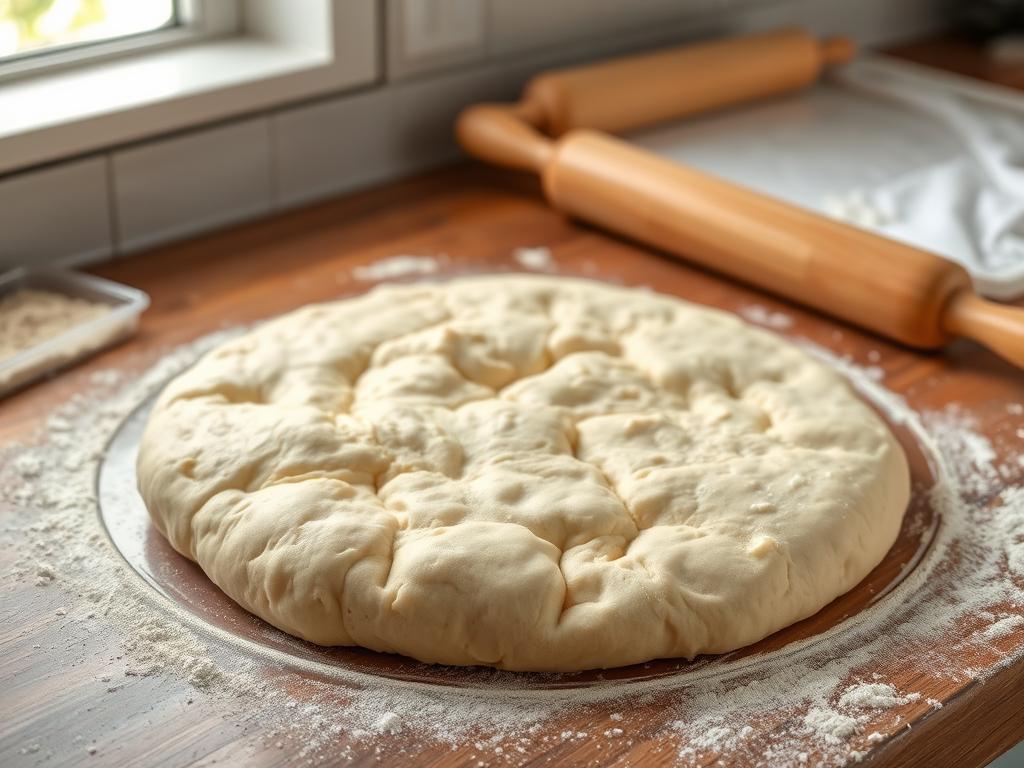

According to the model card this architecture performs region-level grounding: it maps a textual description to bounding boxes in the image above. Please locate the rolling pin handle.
[943,291,1024,368]
[821,36,857,66]
[456,104,555,174]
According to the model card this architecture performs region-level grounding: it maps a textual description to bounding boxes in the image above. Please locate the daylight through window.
[0,0,176,61]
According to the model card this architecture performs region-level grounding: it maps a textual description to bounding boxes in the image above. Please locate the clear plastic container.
[0,267,150,398]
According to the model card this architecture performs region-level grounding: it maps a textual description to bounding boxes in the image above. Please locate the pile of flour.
[2,299,1022,766]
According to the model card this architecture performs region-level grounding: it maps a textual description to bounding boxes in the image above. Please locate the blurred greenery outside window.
[0,0,176,61]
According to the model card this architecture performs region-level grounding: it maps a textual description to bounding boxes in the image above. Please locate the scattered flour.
[992,486,1024,579]
[513,246,555,272]
[922,407,1002,496]
[2,323,1022,767]
[374,712,403,735]
[351,255,442,281]
[34,562,56,586]
[860,365,885,383]
[739,303,794,329]
[838,683,920,710]
[981,615,1024,641]
[122,615,224,689]
[803,708,859,744]
[12,453,43,477]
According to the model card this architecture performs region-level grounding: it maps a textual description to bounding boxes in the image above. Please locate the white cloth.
[832,59,1024,300]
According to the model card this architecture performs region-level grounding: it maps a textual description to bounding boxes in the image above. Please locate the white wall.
[0,0,953,269]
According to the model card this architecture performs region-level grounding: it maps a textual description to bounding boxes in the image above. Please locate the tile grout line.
[266,113,281,212]
[103,154,124,259]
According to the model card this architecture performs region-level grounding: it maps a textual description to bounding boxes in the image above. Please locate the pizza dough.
[137,275,909,671]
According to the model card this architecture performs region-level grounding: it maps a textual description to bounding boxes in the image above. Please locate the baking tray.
[0,267,149,398]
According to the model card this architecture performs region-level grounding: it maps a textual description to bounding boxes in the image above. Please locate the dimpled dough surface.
[137,275,910,671]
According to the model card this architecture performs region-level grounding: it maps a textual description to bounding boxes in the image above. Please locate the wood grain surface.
[2,39,1023,768]
[885,33,1024,91]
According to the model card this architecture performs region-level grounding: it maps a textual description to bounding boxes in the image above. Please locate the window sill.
[0,1,377,175]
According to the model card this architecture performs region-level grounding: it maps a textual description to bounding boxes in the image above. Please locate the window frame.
[0,0,241,82]
[0,0,379,175]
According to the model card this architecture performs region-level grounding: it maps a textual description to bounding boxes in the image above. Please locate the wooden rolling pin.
[457,28,1024,368]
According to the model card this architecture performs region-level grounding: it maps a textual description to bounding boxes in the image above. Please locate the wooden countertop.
[885,33,1024,91]
[2,37,1023,768]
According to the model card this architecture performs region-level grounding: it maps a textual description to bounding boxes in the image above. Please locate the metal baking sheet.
[0,267,149,397]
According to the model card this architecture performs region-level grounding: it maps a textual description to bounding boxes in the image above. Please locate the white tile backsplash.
[0,157,113,269]
[488,0,605,56]
[393,67,516,172]
[830,0,948,48]
[389,0,487,78]
[726,0,948,43]
[599,0,715,33]
[274,89,402,209]
[1,0,955,265]
[112,118,273,253]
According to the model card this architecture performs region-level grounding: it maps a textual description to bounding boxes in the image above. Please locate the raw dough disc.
[137,275,909,671]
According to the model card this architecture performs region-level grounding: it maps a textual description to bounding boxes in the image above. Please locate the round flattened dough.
[137,275,910,671]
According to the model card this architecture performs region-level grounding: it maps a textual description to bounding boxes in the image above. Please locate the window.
[1,0,177,60]
[0,0,378,174]
[0,0,240,79]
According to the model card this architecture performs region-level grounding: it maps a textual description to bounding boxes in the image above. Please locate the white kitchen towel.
[831,57,1024,300]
